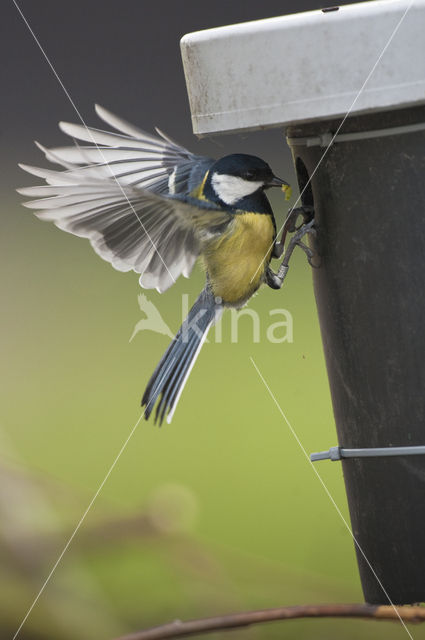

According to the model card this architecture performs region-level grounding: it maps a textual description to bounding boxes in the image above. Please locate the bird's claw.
[290,216,315,242]
[296,240,320,267]
[287,205,315,231]
[267,212,319,289]
[292,220,321,268]
[273,205,315,258]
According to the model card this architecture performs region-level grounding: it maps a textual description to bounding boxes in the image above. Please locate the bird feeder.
[180,0,425,605]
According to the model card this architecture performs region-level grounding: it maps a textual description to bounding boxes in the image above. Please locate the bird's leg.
[272,205,315,259]
[266,216,317,290]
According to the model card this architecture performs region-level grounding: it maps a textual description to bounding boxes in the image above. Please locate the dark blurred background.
[1,1,402,639]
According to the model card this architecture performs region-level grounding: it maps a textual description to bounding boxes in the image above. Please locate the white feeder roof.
[180,0,425,136]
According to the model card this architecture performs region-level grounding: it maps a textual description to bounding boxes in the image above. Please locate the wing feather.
[18,107,228,292]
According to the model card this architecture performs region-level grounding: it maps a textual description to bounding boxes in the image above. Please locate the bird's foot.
[267,213,318,289]
[273,205,315,258]
[288,204,315,229]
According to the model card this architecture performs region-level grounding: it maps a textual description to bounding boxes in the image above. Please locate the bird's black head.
[204,154,290,209]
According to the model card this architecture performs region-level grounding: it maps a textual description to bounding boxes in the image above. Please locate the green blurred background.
[2,1,407,638]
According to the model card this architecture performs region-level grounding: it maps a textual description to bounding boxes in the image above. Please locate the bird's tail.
[142,286,221,425]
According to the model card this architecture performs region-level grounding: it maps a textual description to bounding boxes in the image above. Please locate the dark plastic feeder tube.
[287,104,425,604]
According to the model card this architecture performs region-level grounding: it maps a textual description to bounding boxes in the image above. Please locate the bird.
[18,104,306,425]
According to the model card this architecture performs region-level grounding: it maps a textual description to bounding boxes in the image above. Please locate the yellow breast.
[201,212,275,306]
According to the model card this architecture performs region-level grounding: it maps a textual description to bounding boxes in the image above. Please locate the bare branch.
[114,603,425,640]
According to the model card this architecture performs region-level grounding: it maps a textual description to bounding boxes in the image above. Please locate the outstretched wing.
[18,105,229,292]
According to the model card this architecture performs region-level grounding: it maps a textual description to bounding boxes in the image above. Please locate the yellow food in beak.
[281,184,292,201]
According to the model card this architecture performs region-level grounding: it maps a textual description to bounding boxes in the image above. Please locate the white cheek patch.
[211,173,264,205]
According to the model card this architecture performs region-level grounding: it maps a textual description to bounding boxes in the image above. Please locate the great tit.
[18,105,308,425]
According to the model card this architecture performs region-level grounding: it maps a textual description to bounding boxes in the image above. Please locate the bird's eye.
[244,170,256,180]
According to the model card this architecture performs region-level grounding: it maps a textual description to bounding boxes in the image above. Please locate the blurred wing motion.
[18,105,230,292]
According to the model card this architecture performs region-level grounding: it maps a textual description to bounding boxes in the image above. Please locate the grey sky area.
[3,0,367,192]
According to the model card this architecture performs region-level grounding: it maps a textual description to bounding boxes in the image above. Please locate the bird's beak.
[267,176,292,200]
